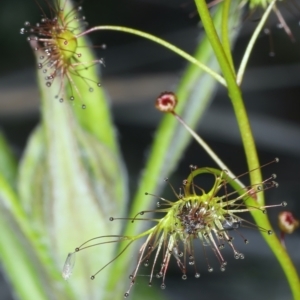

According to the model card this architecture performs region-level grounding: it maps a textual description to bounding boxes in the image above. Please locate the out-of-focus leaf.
[0,131,17,188]
[0,173,64,300]
[16,0,128,299]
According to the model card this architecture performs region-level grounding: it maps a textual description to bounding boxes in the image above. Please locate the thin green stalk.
[221,0,235,73]
[77,26,227,86]
[194,0,300,298]
[237,0,276,85]
[194,0,261,193]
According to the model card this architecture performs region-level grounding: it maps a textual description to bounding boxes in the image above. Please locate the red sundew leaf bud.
[155,92,177,113]
[278,211,299,234]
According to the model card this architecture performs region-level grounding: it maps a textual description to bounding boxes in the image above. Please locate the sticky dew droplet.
[62,252,76,280]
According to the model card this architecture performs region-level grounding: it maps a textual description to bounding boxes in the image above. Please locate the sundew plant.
[0,0,299,299]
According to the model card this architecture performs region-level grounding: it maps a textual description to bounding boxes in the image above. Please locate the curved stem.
[237,0,276,85]
[77,25,227,86]
[173,113,244,188]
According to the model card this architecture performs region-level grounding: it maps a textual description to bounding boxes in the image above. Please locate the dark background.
[0,0,300,299]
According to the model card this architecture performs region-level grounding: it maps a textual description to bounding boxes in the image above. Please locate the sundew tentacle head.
[64,162,285,297]
[20,0,104,105]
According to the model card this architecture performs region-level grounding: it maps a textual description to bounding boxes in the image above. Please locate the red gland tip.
[278,211,299,234]
[155,92,177,113]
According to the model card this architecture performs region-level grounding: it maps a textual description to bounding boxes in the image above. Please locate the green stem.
[221,0,235,73]
[236,0,276,85]
[194,0,300,298]
[77,26,227,86]
[194,0,261,195]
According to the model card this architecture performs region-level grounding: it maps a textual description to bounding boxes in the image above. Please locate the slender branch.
[77,25,227,86]
[236,0,276,85]
[194,0,260,188]
[221,0,235,73]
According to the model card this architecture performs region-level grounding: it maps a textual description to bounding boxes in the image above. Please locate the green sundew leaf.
[0,130,17,189]
[108,3,242,295]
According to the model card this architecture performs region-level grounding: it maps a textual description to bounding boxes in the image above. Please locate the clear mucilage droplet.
[62,252,76,280]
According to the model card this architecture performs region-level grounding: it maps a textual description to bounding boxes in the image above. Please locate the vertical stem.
[194,0,300,298]
[221,0,235,73]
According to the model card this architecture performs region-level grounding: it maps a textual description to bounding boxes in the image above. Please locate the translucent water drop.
[82,104,86,109]
[161,283,166,289]
[195,273,200,278]
[62,252,76,280]
[89,88,94,92]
